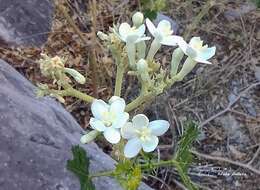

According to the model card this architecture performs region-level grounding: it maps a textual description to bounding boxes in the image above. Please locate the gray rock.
[0,0,54,46]
[0,59,153,190]
[224,2,256,21]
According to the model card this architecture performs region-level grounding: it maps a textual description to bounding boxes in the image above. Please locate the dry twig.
[200,82,260,127]
[190,150,260,176]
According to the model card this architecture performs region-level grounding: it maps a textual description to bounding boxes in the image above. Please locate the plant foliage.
[140,0,166,19]
[114,160,142,190]
[174,121,199,190]
[67,145,95,190]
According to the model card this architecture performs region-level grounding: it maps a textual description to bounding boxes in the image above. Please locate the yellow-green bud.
[97,31,109,41]
[80,130,100,144]
[64,68,86,84]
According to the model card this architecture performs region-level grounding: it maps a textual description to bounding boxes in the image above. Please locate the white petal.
[121,122,137,139]
[136,24,146,37]
[146,18,156,37]
[157,20,172,35]
[141,135,159,152]
[112,112,129,129]
[108,96,121,104]
[161,35,184,46]
[89,118,106,131]
[91,99,109,119]
[189,37,203,46]
[135,36,151,43]
[178,39,189,54]
[126,34,139,43]
[103,128,121,144]
[197,46,216,61]
[149,120,170,136]
[194,57,212,64]
[132,114,149,128]
[186,46,198,58]
[109,97,126,113]
[124,138,142,158]
[119,23,131,39]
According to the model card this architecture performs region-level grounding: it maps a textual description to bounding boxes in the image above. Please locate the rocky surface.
[0,59,153,190]
[0,0,53,46]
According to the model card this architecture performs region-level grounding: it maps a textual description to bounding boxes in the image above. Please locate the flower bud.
[64,68,86,84]
[132,12,144,27]
[136,59,148,72]
[137,59,150,82]
[39,54,65,79]
[97,31,109,41]
[80,130,100,144]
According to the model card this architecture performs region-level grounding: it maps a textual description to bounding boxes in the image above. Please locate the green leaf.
[175,121,199,171]
[114,160,142,190]
[174,121,199,190]
[67,145,95,190]
[140,0,167,20]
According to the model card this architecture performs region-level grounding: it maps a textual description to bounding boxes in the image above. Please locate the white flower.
[90,96,129,144]
[146,18,183,46]
[121,114,169,158]
[115,22,150,67]
[117,23,150,44]
[178,37,216,64]
[145,18,183,60]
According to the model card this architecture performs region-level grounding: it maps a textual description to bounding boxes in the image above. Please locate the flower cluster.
[39,54,86,85]
[98,12,216,81]
[80,11,216,159]
[81,96,169,158]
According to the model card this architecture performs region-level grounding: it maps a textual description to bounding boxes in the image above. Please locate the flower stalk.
[114,65,125,96]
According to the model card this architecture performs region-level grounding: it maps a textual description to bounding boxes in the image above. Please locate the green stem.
[59,88,95,103]
[125,92,151,112]
[126,42,136,68]
[89,170,115,178]
[114,65,125,97]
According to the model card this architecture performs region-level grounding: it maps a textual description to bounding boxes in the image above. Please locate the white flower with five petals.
[90,96,129,144]
[121,114,169,158]
[146,18,183,46]
[115,22,150,67]
[117,23,150,44]
[145,18,184,60]
[178,37,216,64]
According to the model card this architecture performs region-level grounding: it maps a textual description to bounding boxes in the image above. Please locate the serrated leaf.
[174,121,199,190]
[175,121,199,171]
[67,145,95,190]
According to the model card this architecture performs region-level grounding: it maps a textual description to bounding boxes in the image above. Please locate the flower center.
[102,111,116,127]
[136,127,151,142]
[191,41,203,50]
[158,27,173,37]
[128,27,139,35]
